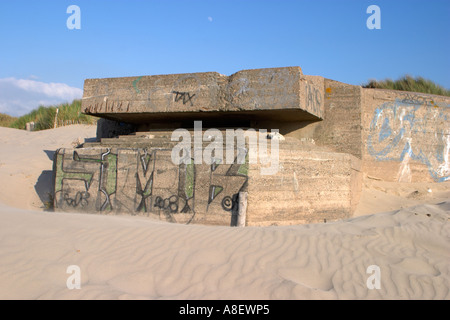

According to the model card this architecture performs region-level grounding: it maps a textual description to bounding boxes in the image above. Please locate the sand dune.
[0,125,97,210]
[0,125,448,299]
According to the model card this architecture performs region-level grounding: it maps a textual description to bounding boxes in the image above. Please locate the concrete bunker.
[52,66,450,226]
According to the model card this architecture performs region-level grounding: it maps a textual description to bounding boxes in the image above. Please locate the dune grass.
[362,75,450,96]
[8,100,98,131]
[0,113,17,127]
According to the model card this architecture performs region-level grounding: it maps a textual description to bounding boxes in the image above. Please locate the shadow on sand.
[35,148,56,212]
[34,170,54,210]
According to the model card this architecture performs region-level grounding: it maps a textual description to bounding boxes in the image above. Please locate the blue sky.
[0,0,449,116]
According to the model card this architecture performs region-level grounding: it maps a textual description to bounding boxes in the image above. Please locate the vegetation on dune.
[0,113,17,127]
[362,75,450,97]
[6,100,98,131]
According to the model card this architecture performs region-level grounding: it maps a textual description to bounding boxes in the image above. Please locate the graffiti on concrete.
[54,147,248,224]
[54,148,117,211]
[63,191,90,208]
[172,91,196,106]
[305,82,322,118]
[135,149,155,213]
[367,97,449,182]
[84,101,131,114]
[133,76,143,94]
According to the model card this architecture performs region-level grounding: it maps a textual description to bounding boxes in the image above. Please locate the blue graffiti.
[378,117,392,142]
[367,98,449,182]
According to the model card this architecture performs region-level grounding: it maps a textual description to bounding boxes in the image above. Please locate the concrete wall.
[273,79,363,159]
[54,134,362,226]
[53,146,249,226]
[270,80,449,185]
[247,143,362,226]
[362,89,450,183]
[82,67,324,125]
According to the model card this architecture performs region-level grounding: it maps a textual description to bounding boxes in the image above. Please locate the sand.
[0,125,448,300]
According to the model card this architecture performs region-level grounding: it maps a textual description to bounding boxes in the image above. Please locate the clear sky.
[0,0,449,116]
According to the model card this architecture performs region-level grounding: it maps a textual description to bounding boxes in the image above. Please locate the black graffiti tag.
[221,194,239,212]
[154,195,179,213]
[63,191,90,208]
[172,91,196,106]
[221,196,233,211]
[306,83,322,116]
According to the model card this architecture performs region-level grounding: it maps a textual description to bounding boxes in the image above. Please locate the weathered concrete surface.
[312,79,363,159]
[246,140,362,226]
[362,89,450,183]
[275,79,363,159]
[81,67,324,125]
[54,133,360,226]
[275,80,450,184]
[53,143,248,226]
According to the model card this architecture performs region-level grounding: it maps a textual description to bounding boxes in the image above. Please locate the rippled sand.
[0,125,448,299]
